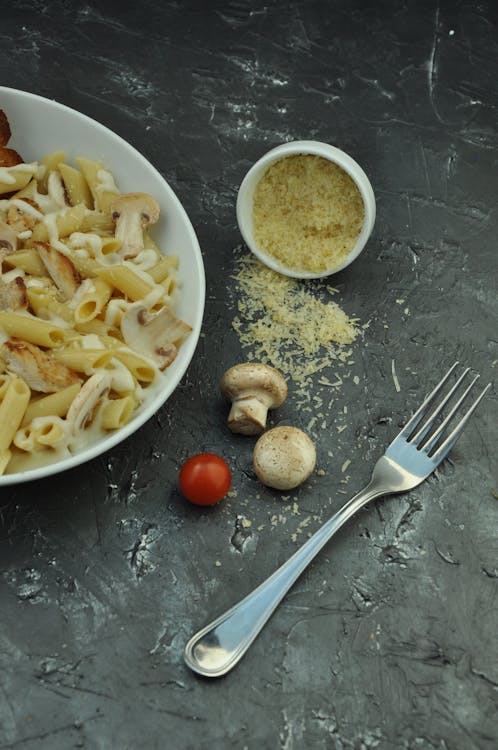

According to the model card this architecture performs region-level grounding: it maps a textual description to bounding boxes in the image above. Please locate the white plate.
[0,87,205,485]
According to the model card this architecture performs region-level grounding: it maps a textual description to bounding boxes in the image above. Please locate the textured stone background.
[0,1,497,748]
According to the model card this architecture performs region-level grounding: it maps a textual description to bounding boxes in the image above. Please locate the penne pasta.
[13,179,37,200]
[0,312,66,347]
[74,278,112,324]
[148,255,179,283]
[69,253,100,278]
[0,449,11,475]
[101,395,136,430]
[0,375,31,451]
[30,203,86,243]
[26,287,74,324]
[73,318,120,342]
[33,416,68,448]
[0,163,39,195]
[52,347,112,374]
[4,250,47,277]
[59,163,93,209]
[0,132,191,475]
[22,382,81,425]
[160,273,177,297]
[13,425,36,452]
[76,157,120,213]
[97,264,155,301]
[39,151,66,193]
[111,349,156,383]
[79,210,114,234]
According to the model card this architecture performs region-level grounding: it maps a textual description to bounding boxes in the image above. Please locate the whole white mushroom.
[253,426,316,490]
[220,362,287,436]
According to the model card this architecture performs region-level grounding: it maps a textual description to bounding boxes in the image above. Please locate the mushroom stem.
[227,393,272,436]
[113,211,145,257]
[110,193,160,259]
[220,362,288,436]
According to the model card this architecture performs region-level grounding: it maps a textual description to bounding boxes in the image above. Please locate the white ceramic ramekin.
[236,140,376,279]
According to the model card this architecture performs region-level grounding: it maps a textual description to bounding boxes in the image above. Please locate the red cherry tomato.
[179,453,231,506]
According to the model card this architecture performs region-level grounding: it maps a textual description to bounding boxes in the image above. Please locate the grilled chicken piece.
[34,241,81,299]
[0,276,27,311]
[7,198,42,235]
[1,338,80,393]
[0,148,23,168]
[0,110,11,147]
[0,110,24,171]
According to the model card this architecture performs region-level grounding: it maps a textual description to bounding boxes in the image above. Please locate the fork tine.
[410,366,470,445]
[430,382,491,461]
[400,362,459,438]
[421,373,480,453]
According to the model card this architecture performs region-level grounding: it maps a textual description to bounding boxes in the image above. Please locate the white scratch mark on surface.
[419,138,432,197]
[358,75,395,101]
[427,1,444,124]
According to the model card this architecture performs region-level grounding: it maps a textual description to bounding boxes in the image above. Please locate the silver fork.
[184,364,491,678]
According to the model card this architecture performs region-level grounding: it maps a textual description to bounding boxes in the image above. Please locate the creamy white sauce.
[132,248,158,271]
[43,212,72,256]
[69,231,101,256]
[96,169,118,196]
[2,268,24,283]
[0,162,39,185]
[80,334,105,350]
[104,298,131,327]
[141,285,166,309]
[6,445,72,474]
[69,278,96,310]
[68,231,123,266]
[9,198,44,219]
[104,358,136,394]
[25,276,49,289]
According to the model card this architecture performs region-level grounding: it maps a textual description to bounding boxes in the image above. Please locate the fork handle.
[184,478,387,677]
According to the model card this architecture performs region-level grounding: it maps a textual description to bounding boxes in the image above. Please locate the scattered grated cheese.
[230,255,358,387]
[341,459,351,473]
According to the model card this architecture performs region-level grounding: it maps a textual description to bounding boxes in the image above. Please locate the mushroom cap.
[220,363,287,407]
[110,192,160,225]
[253,426,316,490]
[66,370,111,432]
